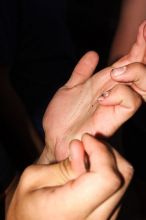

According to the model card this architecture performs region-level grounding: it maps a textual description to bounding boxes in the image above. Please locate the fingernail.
[97,91,110,101]
[111,66,127,76]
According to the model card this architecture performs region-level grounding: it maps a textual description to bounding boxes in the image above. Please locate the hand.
[110,21,146,101]
[41,36,145,164]
[40,20,146,163]
[6,134,133,220]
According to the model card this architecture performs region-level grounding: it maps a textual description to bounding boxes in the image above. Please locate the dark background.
[0,0,146,219]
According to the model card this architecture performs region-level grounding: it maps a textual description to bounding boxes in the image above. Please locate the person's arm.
[109,0,146,64]
[6,134,133,220]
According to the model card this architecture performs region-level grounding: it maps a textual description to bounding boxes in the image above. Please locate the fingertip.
[81,133,92,141]
[81,133,98,155]
[138,20,146,37]
[84,51,99,62]
[65,51,99,88]
[69,139,85,173]
[81,133,95,148]
[69,139,82,161]
[81,134,117,173]
[111,66,127,78]
[82,51,99,70]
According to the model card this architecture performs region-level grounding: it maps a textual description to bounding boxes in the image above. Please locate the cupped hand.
[6,134,133,220]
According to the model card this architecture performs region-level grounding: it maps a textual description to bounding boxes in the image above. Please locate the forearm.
[109,0,146,64]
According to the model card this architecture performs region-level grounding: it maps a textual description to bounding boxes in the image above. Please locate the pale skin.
[109,19,146,118]
[111,62,146,102]
[12,21,144,220]
[6,80,140,220]
[39,20,146,164]
[109,0,146,64]
[86,59,146,219]
[6,20,146,220]
[6,134,133,220]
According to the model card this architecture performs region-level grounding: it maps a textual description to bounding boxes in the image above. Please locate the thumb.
[65,51,99,88]
[113,20,146,68]
[49,139,86,186]
[20,140,86,191]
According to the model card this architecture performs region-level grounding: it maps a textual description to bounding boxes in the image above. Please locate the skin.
[6,18,146,220]
[6,134,133,220]
[109,0,146,64]
[111,62,146,102]
[110,20,146,108]
[4,12,146,220]
[6,71,140,219]
[39,21,146,164]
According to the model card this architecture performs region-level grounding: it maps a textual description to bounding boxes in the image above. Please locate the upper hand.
[41,20,146,163]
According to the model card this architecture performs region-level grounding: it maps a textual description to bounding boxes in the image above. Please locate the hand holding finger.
[111,63,146,101]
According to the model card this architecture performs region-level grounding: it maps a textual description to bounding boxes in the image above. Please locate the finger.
[113,20,146,68]
[111,63,146,101]
[98,150,134,220]
[98,84,142,125]
[112,148,134,185]
[60,135,122,218]
[88,148,134,220]
[65,51,99,88]
[48,140,86,186]
[67,139,86,175]
[110,207,121,220]
[81,134,118,173]
[20,140,86,190]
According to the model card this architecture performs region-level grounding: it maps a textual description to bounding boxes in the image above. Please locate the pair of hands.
[6,21,146,220]
[6,134,133,220]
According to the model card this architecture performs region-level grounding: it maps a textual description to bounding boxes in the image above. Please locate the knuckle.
[121,161,134,183]
[110,171,123,190]
[20,165,33,180]
[101,169,123,192]
[130,92,142,110]
[19,165,36,188]
[133,62,145,73]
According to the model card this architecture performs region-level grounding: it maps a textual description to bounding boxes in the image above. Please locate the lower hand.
[6,134,133,220]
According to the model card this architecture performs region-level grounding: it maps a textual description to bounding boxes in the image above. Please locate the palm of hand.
[43,21,146,162]
[43,67,130,161]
